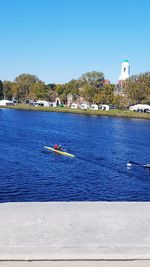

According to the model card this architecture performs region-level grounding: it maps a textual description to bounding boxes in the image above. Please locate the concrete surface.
[0,202,150,262]
[0,260,150,267]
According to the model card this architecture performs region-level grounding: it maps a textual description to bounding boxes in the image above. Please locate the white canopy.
[129,104,150,111]
[0,100,13,106]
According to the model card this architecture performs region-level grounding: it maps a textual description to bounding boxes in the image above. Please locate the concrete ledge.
[0,260,150,267]
[0,202,150,261]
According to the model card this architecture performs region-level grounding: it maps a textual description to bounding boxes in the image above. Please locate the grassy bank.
[1,104,150,119]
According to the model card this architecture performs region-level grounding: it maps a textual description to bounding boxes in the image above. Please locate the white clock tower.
[119,59,130,82]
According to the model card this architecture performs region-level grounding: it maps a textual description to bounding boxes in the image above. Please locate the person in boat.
[54,144,62,151]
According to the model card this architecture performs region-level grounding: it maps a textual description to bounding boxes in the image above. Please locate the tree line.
[124,72,150,105]
[0,71,150,108]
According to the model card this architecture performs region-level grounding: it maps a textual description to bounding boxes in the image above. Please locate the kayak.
[44,146,75,158]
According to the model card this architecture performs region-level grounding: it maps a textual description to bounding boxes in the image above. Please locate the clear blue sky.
[0,0,150,84]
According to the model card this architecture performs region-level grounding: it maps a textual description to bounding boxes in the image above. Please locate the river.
[0,108,150,202]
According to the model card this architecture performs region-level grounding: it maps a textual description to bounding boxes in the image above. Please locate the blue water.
[0,108,150,202]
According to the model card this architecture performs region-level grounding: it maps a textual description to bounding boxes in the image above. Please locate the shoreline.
[1,104,150,120]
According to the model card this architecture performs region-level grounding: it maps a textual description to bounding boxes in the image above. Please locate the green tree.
[92,85,114,104]
[56,84,66,96]
[82,83,114,104]
[3,81,13,100]
[14,73,40,100]
[29,82,47,100]
[15,73,39,85]
[82,84,99,103]
[45,90,57,102]
[113,94,128,109]
[102,84,115,104]
[45,84,57,101]
[124,72,150,105]
[0,80,4,99]
[80,71,105,87]
[47,83,56,91]
[56,80,80,103]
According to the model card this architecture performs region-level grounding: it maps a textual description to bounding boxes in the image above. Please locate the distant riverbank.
[1,104,150,119]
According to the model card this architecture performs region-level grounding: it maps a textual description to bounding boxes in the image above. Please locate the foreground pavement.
[0,202,150,265]
[0,260,150,267]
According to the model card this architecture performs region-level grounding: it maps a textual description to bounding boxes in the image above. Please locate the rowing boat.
[44,146,75,158]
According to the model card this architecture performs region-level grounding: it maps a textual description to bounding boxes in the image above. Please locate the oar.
[127,161,143,166]
[127,161,150,168]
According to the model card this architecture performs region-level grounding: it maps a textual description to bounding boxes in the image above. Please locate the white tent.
[0,100,14,106]
[80,103,89,110]
[99,104,110,111]
[34,100,49,107]
[71,103,78,109]
[90,104,99,110]
[129,104,150,112]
